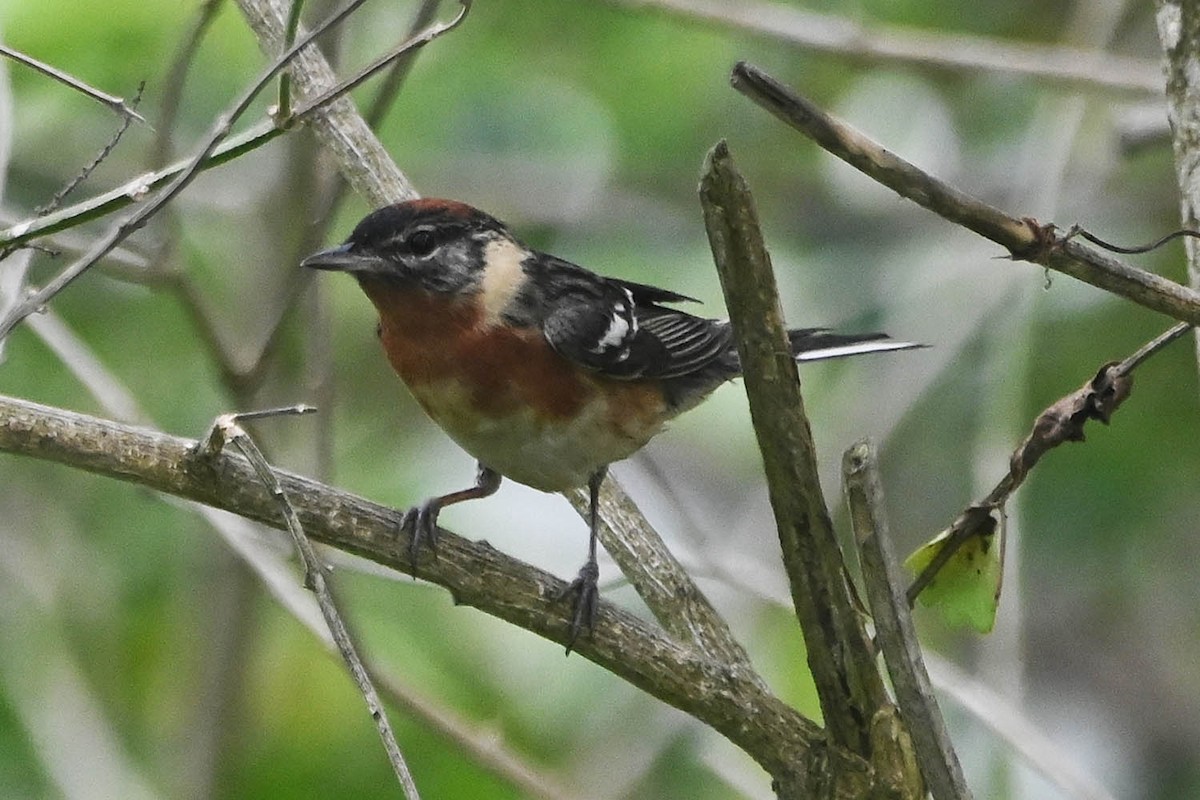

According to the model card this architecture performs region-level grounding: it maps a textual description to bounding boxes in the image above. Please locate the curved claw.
[399,499,441,576]
[558,559,600,654]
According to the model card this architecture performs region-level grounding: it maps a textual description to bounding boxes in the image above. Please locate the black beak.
[301,243,388,275]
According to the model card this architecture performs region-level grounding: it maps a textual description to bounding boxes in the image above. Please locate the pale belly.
[407,377,666,492]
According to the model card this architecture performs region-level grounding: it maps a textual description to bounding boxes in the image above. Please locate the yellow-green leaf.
[904,524,1003,634]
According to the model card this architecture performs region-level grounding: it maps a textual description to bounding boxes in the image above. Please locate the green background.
[0,1,1195,798]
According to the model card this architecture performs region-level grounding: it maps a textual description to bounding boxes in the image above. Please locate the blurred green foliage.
[1,1,1198,798]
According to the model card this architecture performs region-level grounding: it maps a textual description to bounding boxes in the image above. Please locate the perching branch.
[0,392,873,790]
[729,62,1200,328]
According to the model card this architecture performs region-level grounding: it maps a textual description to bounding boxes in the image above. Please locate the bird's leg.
[400,463,501,575]
[559,468,606,653]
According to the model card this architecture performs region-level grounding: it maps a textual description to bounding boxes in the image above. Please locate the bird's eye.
[407,229,437,257]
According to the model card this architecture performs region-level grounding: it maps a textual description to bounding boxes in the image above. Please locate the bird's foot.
[398,499,440,576]
[557,559,600,654]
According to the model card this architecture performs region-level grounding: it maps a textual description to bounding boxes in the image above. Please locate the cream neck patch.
[478,236,528,327]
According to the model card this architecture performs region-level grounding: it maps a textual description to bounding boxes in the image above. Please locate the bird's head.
[301,198,522,297]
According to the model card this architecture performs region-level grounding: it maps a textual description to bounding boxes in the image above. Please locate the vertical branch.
[1155,0,1200,370]
[844,440,971,800]
[235,0,416,206]
[698,140,889,757]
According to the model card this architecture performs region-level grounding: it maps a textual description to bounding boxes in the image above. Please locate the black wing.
[534,256,732,381]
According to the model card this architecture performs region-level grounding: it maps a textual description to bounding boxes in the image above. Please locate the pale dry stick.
[0,0,376,342]
[843,440,972,800]
[0,43,146,121]
[729,61,1200,327]
[1155,0,1200,370]
[192,407,421,799]
[612,0,1161,95]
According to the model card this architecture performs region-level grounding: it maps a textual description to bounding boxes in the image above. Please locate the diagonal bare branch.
[730,62,1200,328]
[0,43,147,122]
[193,408,421,799]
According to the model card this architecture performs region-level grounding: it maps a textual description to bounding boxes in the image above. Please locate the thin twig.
[1068,225,1200,256]
[0,0,443,342]
[0,43,147,122]
[0,86,144,263]
[35,83,145,217]
[609,0,1161,95]
[191,408,419,798]
[153,0,225,168]
[906,322,1188,605]
[280,1,472,126]
[843,440,972,800]
[729,62,1200,327]
[364,0,441,129]
[0,2,468,252]
[0,121,284,250]
[277,0,308,120]
[313,0,443,228]
[1115,321,1191,375]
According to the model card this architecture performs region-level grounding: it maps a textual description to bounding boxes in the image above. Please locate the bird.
[302,198,921,650]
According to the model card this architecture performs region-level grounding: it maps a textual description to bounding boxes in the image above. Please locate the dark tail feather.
[788,328,925,362]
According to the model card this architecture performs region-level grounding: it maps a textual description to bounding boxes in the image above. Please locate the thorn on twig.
[190,405,317,461]
[0,43,147,123]
[35,82,146,218]
[1009,362,1132,485]
[1008,217,1057,261]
